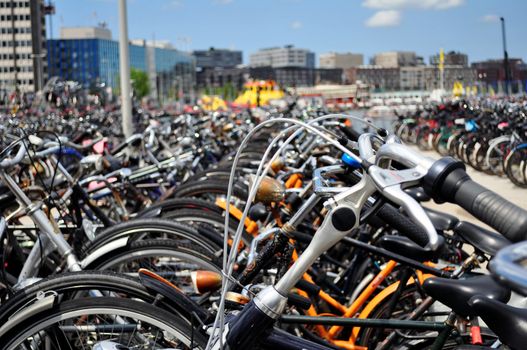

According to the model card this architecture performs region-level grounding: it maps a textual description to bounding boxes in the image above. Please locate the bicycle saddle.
[422,275,510,316]
[378,235,444,262]
[424,207,459,232]
[469,295,527,350]
[404,187,431,202]
[454,221,511,256]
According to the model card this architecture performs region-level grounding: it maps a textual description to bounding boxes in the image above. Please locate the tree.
[130,68,150,99]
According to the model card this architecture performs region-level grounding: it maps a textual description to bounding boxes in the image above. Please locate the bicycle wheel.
[466,140,484,171]
[84,218,221,255]
[416,126,432,151]
[0,271,153,325]
[433,131,450,156]
[505,147,527,187]
[0,297,207,349]
[86,239,222,295]
[485,138,510,176]
[172,179,248,204]
[161,207,252,246]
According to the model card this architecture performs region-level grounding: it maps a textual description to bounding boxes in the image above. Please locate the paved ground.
[412,147,527,230]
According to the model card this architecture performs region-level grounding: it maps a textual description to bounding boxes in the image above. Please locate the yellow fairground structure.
[452,81,465,97]
[233,80,284,107]
[199,95,228,111]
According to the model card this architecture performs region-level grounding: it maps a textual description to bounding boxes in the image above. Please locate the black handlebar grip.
[339,126,361,142]
[287,293,312,310]
[295,279,321,297]
[424,158,527,242]
[373,203,430,247]
[454,178,527,242]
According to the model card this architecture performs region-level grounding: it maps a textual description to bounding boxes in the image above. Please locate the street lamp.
[118,0,133,138]
[500,17,511,96]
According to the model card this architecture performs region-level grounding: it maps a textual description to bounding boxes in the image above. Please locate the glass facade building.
[47,37,195,100]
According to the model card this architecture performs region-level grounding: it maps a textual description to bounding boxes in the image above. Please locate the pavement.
[412,146,527,230]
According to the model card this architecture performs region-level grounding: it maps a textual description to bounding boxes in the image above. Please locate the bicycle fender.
[80,237,129,269]
[0,293,56,338]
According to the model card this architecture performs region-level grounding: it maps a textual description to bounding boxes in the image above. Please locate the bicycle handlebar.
[374,140,527,242]
[355,137,440,250]
[0,141,27,169]
[490,241,527,296]
[423,157,527,242]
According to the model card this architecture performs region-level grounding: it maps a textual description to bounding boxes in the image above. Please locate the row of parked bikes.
[0,101,525,349]
[394,99,527,187]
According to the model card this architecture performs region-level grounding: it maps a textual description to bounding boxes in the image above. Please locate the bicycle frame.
[0,169,82,286]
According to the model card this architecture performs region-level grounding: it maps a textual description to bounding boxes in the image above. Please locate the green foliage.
[130,68,150,99]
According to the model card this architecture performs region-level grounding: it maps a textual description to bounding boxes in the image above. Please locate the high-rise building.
[373,51,418,68]
[0,0,48,93]
[319,52,363,69]
[47,27,196,101]
[249,45,315,68]
[193,48,242,69]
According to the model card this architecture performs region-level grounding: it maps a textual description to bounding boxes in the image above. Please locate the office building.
[198,66,249,91]
[193,48,243,89]
[373,51,418,68]
[472,59,527,93]
[193,48,242,69]
[0,0,48,93]
[355,66,401,90]
[430,51,468,67]
[47,27,195,101]
[247,66,341,87]
[249,45,315,68]
[400,66,426,90]
[319,52,363,69]
[424,66,477,91]
[60,26,111,40]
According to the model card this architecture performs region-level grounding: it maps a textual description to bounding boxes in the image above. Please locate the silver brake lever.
[368,166,440,250]
[383,185,440,250]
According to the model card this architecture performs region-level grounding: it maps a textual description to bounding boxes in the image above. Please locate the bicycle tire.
[0,297,207,349]
[84,218,221,255]
[85,239,222,291]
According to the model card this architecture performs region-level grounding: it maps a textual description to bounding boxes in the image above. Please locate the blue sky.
[50,0,527,65]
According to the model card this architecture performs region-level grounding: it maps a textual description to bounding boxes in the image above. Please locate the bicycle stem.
[255,175,377,319]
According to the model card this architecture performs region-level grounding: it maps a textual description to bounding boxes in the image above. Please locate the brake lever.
[368,166,440,250]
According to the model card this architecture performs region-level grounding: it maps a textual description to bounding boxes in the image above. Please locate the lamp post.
[118,0,133,138]
[500,17,511,96]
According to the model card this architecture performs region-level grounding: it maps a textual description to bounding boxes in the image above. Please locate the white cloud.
[290,20,303,30]
[365,10,401,27]
[481,14,500,23]
[166,0,183,9]
[363,0,464,10]
[213,0,233,4]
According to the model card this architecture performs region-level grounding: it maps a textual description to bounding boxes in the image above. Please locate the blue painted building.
[47,27,195,100]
